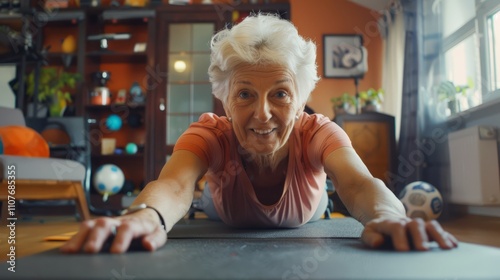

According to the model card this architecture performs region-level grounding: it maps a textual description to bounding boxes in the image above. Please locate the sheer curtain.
[396,0,447,194]
[392,0,421,193]
[380,0,405,142]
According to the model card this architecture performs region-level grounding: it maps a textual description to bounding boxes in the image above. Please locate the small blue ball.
[106,114,122,131]
[125,143,138,154]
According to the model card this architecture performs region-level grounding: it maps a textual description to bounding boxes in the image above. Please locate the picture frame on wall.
[323,34,368,79]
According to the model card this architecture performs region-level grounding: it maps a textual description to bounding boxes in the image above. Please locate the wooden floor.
[440,214,500,248]
[1,213,499,262]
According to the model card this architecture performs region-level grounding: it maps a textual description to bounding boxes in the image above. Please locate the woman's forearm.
[348,177,406,225]
[130,178,195,232]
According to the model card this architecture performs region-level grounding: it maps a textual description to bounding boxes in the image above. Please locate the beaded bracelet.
[120,203,166,231]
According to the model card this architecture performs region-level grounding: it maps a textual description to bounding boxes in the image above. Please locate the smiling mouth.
[252,128,275,135]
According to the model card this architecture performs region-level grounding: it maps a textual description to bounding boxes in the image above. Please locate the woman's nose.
[254,99,272,122]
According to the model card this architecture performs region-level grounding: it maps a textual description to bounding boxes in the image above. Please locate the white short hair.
[208,14,319,107]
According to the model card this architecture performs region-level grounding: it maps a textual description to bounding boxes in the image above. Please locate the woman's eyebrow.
[276,78,292,85]
[235,78,292,85]
[235,80,252,85]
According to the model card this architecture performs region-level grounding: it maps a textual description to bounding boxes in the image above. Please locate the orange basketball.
[0,126,49,157]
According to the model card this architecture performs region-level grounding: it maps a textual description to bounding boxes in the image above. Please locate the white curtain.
[381,2,405,142]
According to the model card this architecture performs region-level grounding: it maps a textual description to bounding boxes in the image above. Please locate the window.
[487,9,500,93]
[443,34,480,111]
[442,0,475,37]
[428,0,500,116]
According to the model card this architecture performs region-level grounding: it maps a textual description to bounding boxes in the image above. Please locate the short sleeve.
[173,113,232,169]
[299,114,352,170]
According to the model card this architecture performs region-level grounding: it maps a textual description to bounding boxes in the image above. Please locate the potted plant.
[331,93,356,115]
[436,79,473,115]
[359,88,384,113]
[23,67,81,117]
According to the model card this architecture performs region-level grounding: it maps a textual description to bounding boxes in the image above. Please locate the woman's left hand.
[361,217,459,251]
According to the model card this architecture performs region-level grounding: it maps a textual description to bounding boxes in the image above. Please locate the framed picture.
[323,34,367,79]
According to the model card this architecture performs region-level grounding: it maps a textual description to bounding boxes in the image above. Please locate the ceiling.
[349,0,389,11]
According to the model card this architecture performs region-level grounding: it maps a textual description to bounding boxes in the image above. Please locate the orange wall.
[290,0,383,119]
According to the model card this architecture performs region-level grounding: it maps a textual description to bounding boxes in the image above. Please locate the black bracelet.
[120,203,166,231]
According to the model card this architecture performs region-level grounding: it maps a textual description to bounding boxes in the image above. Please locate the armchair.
[0,106,90,221]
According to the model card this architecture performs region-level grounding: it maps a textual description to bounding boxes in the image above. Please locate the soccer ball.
[93,164,125,202]
[399,181,443,221]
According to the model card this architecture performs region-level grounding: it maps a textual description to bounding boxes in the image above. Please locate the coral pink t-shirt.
[174,112,351,228]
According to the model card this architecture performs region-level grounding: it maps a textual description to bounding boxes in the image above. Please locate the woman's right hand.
[60,213,167,254]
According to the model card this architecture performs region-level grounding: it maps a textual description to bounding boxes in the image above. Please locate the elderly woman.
[61,14,457,254]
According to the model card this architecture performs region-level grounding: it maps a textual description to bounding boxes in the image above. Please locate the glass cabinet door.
[166,23,214,145]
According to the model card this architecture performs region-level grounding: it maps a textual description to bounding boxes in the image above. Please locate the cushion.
[0,126,49,157]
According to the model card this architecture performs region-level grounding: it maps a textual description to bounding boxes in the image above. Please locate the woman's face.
[225,64,301,156]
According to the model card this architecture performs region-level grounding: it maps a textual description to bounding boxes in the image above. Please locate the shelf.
[0,52,42,65]
[86,51,147,63]
[0,13,23,21]
[80,7,155,25]
[91,153,144,159]
[35,10,85,22]
[49,144,86,150]
[102,8,155,21]
[44,52,78,66]
[85,104,146,111]
[46,51,77,56]
[89,193,123,213]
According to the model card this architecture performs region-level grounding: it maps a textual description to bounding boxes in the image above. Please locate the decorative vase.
[448,99,460,115]
[27,103,48,118]
[361,101,381,113]
[334,103,351,115]
[49,97,67,117]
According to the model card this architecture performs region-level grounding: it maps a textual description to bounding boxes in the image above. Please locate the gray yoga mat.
[3,239,500,279]
[168,217,364,239]
[3,217,500,279]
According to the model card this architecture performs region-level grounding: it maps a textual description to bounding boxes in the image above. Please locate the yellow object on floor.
[320,212,346,219]
[43,232,76,242]
[330,212,346,218]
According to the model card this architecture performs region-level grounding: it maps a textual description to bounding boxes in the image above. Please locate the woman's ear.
[223,107,232,121]
[223,107,230,119]
[297,103,306,115]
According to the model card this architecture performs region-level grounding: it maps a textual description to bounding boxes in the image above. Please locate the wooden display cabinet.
[334,112,397,188]
[84,7,155,210]
[30,4,156,212]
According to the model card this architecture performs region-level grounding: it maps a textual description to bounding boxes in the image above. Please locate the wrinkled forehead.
[230,63,296,86]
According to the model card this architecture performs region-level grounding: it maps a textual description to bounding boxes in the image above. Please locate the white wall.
[0,66,16,108]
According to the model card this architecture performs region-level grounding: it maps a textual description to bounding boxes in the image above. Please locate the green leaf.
[22,67,80,106]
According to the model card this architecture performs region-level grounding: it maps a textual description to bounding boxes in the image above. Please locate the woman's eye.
[238,91,251,99]
[275,91,288,98]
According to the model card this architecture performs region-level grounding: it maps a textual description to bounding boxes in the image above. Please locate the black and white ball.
[399,181,443,221]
